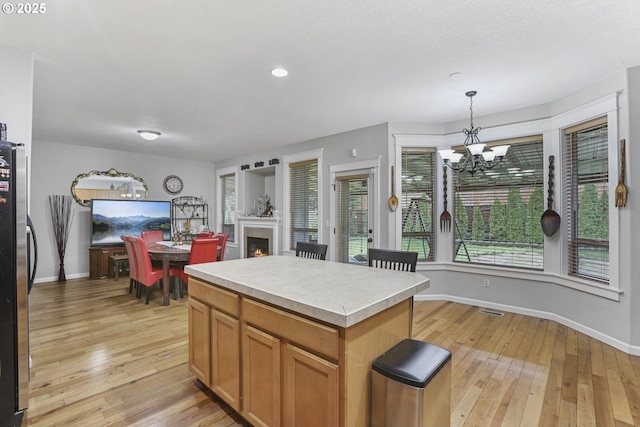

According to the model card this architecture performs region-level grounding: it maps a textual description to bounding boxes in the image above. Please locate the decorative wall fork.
[440,166,451,232]
[615,139,628,208]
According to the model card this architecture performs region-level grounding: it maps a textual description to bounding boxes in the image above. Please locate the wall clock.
[163,175,184,195]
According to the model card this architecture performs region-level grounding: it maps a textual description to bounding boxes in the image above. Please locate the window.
[400,149,436,261]
[289,159,318,248]
[563,117,609,284]
[220,173,236,241]
[453,136,544,269]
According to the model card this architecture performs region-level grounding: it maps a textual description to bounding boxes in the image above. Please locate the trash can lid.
[372,339,451,388]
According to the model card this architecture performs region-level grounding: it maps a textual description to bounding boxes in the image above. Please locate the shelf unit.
[172,196,209,240]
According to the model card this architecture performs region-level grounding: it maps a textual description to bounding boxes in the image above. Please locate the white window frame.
[551,93,620,294]
[216,165,239,244]
[282,148,323,253]
[395,93,621,300]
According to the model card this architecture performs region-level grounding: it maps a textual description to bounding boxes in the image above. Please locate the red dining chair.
[214,233,230,261]
[121,235,139,294]
[198,231,214,238]
[174,238,219,296]
[130,236,180,304]
[141,230,164,244]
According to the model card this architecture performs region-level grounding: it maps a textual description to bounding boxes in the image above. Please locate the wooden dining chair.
[295,242,328,260]
[368,248,418,272]
[141,230,164,244]
[215,233,230,261]
[174,238,219,295]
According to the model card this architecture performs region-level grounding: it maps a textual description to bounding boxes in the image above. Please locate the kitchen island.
[185,256,429,427]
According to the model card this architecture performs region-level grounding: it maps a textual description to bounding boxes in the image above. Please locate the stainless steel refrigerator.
[0,141,37,427]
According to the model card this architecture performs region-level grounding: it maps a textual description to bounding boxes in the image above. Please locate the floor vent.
[478,308,504,317]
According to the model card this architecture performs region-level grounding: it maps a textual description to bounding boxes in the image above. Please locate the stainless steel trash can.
[371,339,451,427]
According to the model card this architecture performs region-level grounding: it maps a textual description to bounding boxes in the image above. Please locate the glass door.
[335,172,374,264]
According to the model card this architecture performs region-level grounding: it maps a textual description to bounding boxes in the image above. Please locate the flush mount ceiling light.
[439,91,509,175]
[137,130,161,141]
[271,67,288,77]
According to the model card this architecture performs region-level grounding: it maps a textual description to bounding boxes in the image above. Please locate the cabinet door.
[211,310,240,411]
[242,324,281,427]
[89,247,113,279]
[284,343,339,427]
[188,298,211,385]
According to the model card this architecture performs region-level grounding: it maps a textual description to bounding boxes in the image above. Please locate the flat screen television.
[90,199,172,246]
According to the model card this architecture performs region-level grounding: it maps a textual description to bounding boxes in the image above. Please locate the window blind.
[563,117,609,283]
[220,173,236,241]
[289,159,318,250]
[401,149,436,261]
[453,135,544,269]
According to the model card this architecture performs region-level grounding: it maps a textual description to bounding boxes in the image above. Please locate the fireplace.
[243,226,274,258]
[247,236,269,257]
[238,216,280,258]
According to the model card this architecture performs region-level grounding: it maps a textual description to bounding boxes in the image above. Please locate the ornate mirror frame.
[71,168,149,207]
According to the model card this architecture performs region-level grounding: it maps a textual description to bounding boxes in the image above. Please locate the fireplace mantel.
[237,216,281,258]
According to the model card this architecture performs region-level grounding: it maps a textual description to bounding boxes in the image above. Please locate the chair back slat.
[295,242,328,260]
[368,248,418,272]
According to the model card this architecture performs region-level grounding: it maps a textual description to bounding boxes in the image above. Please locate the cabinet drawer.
[189,278,239,317]
[242,298,339,360]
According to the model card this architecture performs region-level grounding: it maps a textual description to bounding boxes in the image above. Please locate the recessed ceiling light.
[137,130,161,141]
[271,68,288,77]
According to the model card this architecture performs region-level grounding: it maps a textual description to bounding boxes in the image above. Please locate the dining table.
[146,241,191,306]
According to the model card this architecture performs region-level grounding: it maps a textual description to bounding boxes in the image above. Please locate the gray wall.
[0,44,33,187]
[31,140,215,282]
[215,123,391,259]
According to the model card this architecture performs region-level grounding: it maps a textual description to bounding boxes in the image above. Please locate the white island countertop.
[185,256,429,328]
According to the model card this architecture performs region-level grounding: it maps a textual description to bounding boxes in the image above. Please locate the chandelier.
[439,91,509,175]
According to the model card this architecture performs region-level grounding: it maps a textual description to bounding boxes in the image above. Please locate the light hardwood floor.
[25,277,640,426]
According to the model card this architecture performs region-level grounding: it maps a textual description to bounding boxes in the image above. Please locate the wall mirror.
[71,168,149,207]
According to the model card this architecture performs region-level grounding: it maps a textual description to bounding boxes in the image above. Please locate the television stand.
[89,246,127,279]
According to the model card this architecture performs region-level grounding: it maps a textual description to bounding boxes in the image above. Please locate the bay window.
[563,117,609,284]
[453,136,544,269]
[400,148,436,261]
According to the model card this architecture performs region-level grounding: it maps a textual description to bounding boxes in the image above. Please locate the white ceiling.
[1,0,639,162]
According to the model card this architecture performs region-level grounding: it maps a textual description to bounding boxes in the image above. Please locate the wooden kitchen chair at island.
[295,241,328,260]
[141,230,164,244]
[368,248,418,272]
[130,236,181,304]
[173,238,219,296]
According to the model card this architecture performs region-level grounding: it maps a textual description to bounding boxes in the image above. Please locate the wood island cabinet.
[187,275,414,427]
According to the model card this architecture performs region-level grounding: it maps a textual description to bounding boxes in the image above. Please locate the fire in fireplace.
[247,236,269,257]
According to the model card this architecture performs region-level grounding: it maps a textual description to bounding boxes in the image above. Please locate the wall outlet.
[483,278,490,287]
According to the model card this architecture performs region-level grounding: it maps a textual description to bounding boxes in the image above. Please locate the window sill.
[417,262,622,301]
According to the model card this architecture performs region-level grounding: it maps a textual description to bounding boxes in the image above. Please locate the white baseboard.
[33,272,89,284]
[415,294,640,356]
